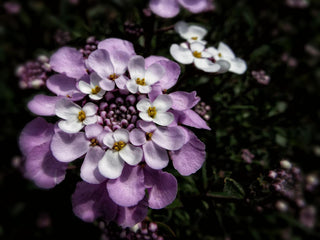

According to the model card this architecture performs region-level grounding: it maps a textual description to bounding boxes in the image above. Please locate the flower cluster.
[251,70,270,85]
[149,0,214,18]
[16,55,52,89]
[19,38,210,227]
[170,21,247,74]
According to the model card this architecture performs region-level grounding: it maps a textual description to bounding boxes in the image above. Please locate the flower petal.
[144,167,178,209]
[149,0,180,18]
[98,38,136,58]
[152,94,172,112]
[143,141,169,169]
[136,98,151,112]
[98,150,124,179]
[28,94,61,116]
[58,119,83,133]
[78,80,92,94]
[137,120,157,132]
[47,74,83,99]
[179,109,211,130]
[126,79,139,94]
[113,129,129,143]
[190,42,206,52]
[138,85,152,94]
[19,117,54,155]
[107,165,145,207]
[55,98,81,119]
[152,126,186,150]
[85,123,104,139]
[51,131,89,162]
[119,144,143,166]
[128,55,145,80]
[103,132,116,148]
[129,128,146,146]
[218,42,236,59]
[194,58,221,72]
[83,102,98,116]
[170,129,206,175]
[116,198,148,227]
[100,78,116,91]
[169,91,200,111]
[49,47,86,79]
[145,63,165,85]
[229,58,247,74]
[72,181,117,223]
[170,44,194,64]
[80,147,106,184]
[145,56,180,90]
[153,112,174,126]
[87,49,114,79]
[178,0,210,13]
[24,142,68,189]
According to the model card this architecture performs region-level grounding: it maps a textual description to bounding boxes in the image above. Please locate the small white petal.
[126,80,139,94]
[138,85,151,94]
[152,94,172,112]
[83,115,97,125]
[194,58,221,72]
[119,144,143,166]
[136,98,151,112]
[113,129,129,143]
[128,55,145,80]
[153,112,174,126]
[139,112,153,122]
[89,89,106,100]
[170,44,194,64]
[55,98,81,120]
[190,42,206,53]
[145,63,165,85]
[216,60,231,73]
[98,150,124,179]
[103,132,115,148]
[83,102,98,116]
[218,42,236,59]
[58,119,83,133]
[229,58,247,74]
[78,81,92,94]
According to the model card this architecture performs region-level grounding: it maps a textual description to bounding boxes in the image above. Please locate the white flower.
[98,129,143,179]
[136,95,174,126]
[55,98,98,133]
[206,42,247,74]
[174,21,207,44]
[78,73,106,100]
[170,42,228,73]
[126,55,165,94]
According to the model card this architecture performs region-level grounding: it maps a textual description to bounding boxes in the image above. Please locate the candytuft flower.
[136,94,174,126]
[174,21,207,44]
[98,129,143,179]
[55,98,98,133]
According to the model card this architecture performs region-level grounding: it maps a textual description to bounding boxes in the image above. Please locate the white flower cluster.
[170,21,247,74]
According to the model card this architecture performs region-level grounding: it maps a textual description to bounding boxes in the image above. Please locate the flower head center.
[78,110,86,122]
[218,52,222,58]
[91,85,101,94]
[191,36,198,40]
[193,51,202,58]
[147,107,157,118]
[146,132,153,141]
[90,138,99,146]
[136,78,146,86]
[109,73,119,81]
[113,141,126,151]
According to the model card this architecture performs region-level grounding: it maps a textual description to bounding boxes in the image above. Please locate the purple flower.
[19,37,209,227]
[149,0,214,18]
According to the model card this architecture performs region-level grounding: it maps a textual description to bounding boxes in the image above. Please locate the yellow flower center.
[136,78,146,86]
[146,132,153,141]
[109,73,118,81]
[148,107,157,118]
[193,51,202,58]
[113,141,126,151]
[191,36,198,40]
[78,110,86,122]
[90,138,99,146]
[91,86,101,94]
[218,52,222,58]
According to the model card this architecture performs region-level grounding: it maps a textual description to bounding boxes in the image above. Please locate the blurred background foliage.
[0,0,320,239]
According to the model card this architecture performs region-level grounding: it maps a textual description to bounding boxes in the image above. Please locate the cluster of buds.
[170,21,247,74]
[100,220,165,240]
[251,70,270,85]
[79,36,100,59]
[194,101,211,121]
[16,55,52,89]
[268,159,317,228]
[241,149,255,164]
[124,21,144,38]
[19,38,210,227]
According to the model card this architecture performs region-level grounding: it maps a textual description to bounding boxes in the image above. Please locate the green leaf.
[223,177,245,199]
